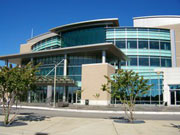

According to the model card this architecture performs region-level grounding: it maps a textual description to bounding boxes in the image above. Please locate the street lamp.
[46,59,64,107]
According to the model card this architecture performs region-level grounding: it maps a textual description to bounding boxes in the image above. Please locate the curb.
[9,105,180,115]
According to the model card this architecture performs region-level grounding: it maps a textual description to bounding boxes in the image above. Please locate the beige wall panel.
[81,63,115,105]
[20,43,33,53]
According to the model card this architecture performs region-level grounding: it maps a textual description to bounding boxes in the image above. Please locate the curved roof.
[27,32,58,43]
[50,18,119,33]
[133,15,180,20]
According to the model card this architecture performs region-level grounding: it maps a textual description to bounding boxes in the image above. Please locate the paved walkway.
[20,102,180,112]
[0,115,179,135]
[9,105,180,115]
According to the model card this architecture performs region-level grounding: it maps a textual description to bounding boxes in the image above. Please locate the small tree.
[0,62,39,126]
[93,93,100,99]
[102,69,152,122]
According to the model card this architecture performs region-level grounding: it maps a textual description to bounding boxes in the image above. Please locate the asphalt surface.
[1,108,180,121]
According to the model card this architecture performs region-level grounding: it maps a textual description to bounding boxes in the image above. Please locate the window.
[116,40,125,48]
[150,57,160,66]
[139,56,149,66]
[127,39,137,49]
[160,41,171,50]
[121,61,126,66]
[150,40,159,49]
[161,57,172,67]
[138,40,148,49]
[128,56,137,66]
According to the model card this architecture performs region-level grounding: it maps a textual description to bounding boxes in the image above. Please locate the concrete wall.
[155,68,180,105]
[81,63,115,105]
[20,32,58,54]
[20,43,33,53]
[133,16,180,27]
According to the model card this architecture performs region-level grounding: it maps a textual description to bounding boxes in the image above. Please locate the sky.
[0,0,180,66]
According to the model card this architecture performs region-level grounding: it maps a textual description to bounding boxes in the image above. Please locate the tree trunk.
[4,112,9,125]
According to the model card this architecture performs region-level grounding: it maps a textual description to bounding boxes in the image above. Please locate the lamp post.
[46,59,64,107]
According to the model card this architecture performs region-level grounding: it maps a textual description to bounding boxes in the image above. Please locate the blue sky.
[0,0,180,65]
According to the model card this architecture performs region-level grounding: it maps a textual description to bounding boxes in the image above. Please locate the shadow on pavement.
[106,116,145,124]
[16,113,51,122]
[0,121,27,127]
[114,119,145,124]
[170,123,180,131]
[107,116,125,120]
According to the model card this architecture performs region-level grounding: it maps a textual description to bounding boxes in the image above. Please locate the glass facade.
[28,25,172,105]
[32,36,61,52]
[106,27,172,104]
[61,27,106,47]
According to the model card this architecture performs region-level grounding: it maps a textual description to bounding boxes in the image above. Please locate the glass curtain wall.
[31,53,103,103]
[61,27,106,47]
[106,27,172,104]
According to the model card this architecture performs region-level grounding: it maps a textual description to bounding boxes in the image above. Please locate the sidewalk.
[20,102,180,112]
[9,104,180,115]
[0,116,179,135]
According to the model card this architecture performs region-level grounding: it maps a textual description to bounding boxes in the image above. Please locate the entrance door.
[176,91,180,105]
[170,91,175,105]
[170,90,180,105]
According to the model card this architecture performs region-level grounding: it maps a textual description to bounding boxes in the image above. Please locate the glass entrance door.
[170,90,180,105]
[170,91,175,105]
[176,91,180,105]
[169,85,180,105]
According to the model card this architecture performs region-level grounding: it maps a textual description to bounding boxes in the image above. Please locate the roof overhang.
[0,43,127,64]
[50,18,119,33]
[133,15,180,20]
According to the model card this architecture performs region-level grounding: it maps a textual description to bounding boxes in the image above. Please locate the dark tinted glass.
[139,57,149,66]
[116,40,125,48]
[150,57,160,66]
[150,40,159,49]
[127,39,137,49]
[128,56,137,66]
[161,58,172,67]
[160,41,171,50]
[121,61,126,66]
[139,40,148,49]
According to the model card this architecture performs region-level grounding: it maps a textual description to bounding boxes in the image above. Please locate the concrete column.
[71,91,74,103]
[63,54,67,102]
[31,58,34,65]
[118,60,121,69]
[64,54,67,76]
[170,30,176,67]
[63,86,66,102]
[102,50,106,63]
[5,60,9,67]
[28,91,31,103]
[47,85,52,104]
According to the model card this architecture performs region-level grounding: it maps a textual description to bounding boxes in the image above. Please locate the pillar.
[31,58,33,65]
[71,91,74,103]
[63,54,67,102]
[5,60,9,67]
[47,85,52,104]
[28,91,31,103]
[63,86,66,102]
[102,50,106,63]
[64,54,67,76]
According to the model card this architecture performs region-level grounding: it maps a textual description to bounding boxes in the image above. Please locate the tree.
[0,62,39,126]
[102,69,152,122]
